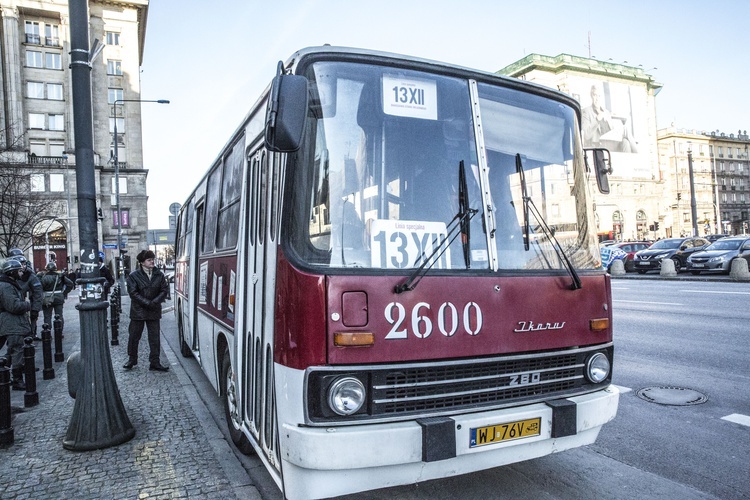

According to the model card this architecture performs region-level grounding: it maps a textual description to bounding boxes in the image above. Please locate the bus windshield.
[287,60,600,272]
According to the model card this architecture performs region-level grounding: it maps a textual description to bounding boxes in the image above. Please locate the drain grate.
[635,386,708,406]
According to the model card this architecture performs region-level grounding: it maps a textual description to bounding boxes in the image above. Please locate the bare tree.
[0,131,66,257]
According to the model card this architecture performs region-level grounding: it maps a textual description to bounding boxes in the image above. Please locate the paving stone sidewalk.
[1,291,258,499]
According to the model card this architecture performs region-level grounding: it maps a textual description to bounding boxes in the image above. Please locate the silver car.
[686,236,750,274]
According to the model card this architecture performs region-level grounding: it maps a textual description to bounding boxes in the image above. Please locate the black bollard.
[110,294,119,346]
[54,314,64,363]
[23,337,39,407]
[0,359,13,446]
[42,323,55,380]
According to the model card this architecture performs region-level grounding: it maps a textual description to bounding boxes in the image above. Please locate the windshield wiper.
[394,161,478,294]
[515,154,530,251]
[515,154,582,290]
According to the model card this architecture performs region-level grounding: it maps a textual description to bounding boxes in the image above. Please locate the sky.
[139,0,750,229]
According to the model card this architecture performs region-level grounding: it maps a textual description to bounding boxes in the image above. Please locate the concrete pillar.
[660,258,677,277]
[729,258,750,281]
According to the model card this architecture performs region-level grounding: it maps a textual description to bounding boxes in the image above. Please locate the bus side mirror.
[265,62,308,153]
[586,148,613,194]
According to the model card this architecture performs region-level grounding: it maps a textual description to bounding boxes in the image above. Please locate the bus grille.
[307,344,612,423]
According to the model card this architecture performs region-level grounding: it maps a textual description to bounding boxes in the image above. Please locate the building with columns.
[0,0,150,272]
[498,53,667,241]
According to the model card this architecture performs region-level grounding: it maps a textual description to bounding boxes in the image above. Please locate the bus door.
[186,201,204,363]
[243,148,280,470]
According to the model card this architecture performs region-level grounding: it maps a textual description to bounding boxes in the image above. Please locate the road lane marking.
[614,299,683,306]
[681,290,750,295]
[722,414,750,427]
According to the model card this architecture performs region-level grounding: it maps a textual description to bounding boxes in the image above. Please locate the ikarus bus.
[174,46,618,499]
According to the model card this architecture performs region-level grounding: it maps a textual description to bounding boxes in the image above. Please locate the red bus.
[174,46,617,499]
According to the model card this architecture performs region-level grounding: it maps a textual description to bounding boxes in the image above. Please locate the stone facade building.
[498,53,750,240]
[0,0,150,272]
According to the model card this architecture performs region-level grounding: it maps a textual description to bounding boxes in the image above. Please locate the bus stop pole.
[63,0,135,450]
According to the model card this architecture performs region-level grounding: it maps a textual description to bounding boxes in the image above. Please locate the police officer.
[38,261,74,333]
[8,249,43,340]
[0,258,32,390]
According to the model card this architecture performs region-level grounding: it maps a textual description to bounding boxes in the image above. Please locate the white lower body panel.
[275,367,619,500]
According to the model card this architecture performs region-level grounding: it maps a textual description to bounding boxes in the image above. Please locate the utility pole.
[63,0,134,450]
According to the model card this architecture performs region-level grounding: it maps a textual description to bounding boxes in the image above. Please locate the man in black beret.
[123,249,170,371]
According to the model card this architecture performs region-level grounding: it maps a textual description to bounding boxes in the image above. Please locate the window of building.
[48,114,64,131]
[26,50,43,67]
[24,21,40,44]
[109,117,125,135]
[108,88,123,104]
[682,212,690,223]
[718,146,724,157]
[107,59,122,75]
[29,141,45,156]
[720,161,725,172]
[49,173,64,192]
[47,83,63,100]
[50,142,65,156]
[105,31,120,45]
[27,81,45,98]
[44,24,59,46]
[45,52,61,69]
[30,174,45,192]
[721,194,727,203]
[112,177,128,195]
[709,145,714,156]
[29,113,45,129]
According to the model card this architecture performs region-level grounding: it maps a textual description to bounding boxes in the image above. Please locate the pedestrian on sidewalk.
[124,249,170,372]
[38,261,75,333]
[98,255,115,298]
[9,249,43,341]
[0,258,32,390]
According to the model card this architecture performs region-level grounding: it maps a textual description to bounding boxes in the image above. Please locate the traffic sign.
[103,244,117,249]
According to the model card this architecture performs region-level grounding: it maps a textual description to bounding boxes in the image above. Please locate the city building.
[498,53,666,241]
[0,0,150,272]
[657,127,749,236]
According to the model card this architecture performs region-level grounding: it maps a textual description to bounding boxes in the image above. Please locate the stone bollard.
[42,323,55,380]
[53,314,64,362]
[729,258,750,281]
[110,293,119,346]
[23,337,39,407]
[0,359,13,446]
[610,259,626,276]
[660,258,677,277]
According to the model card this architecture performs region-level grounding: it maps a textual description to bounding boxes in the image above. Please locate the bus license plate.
[470,417,541,448]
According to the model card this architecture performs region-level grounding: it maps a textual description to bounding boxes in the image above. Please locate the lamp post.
[113,98,169,294]
[687,145,699,236]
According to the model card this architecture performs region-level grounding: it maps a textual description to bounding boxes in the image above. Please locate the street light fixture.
[112,98,169,294]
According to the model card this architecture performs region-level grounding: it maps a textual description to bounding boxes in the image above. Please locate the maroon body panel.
[326,274,612,364]
[274,244,612,369]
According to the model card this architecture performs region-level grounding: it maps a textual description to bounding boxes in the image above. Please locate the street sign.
[103,244,117,249]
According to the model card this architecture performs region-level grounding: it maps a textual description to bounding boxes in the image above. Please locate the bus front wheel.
[222,347,254,455]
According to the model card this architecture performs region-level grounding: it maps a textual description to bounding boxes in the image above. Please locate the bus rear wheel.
[222,347,254,455]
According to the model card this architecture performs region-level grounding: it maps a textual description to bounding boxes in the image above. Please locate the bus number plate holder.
[469,417,541,448]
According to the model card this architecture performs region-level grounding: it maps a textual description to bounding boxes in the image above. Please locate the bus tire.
[177,306,193,358]
[222,347,254,455]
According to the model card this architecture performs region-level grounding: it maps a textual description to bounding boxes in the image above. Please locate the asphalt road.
[164,278,750,499]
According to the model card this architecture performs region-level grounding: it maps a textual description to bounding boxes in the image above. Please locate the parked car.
[606,241,652,272]
[686,236,750,274]
[633,237,711,274]
[706,234,729,243]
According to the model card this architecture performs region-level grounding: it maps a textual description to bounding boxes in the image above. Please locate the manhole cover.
[636,386,708,406]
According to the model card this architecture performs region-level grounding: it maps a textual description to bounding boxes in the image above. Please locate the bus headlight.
[327,376,366,416]
[585,352,611,383]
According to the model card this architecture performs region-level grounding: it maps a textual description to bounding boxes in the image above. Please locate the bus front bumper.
[279,384,619,498]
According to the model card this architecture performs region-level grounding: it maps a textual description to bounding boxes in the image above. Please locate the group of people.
[0,247,170,390]
[0,250,74,390]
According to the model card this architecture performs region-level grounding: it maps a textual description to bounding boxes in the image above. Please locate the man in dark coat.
[0,258,32,390]
[8,250,44,341]
[124,249,170,371]
[99,256,115,297]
